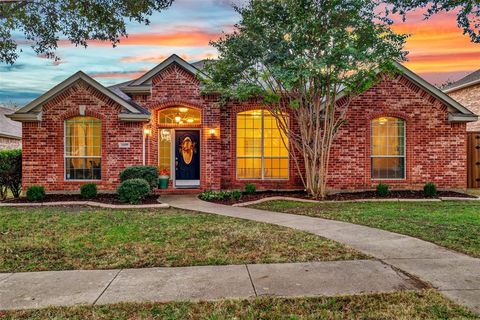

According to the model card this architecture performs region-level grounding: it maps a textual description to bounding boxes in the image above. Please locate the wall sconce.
[209,128,216,136]
[144,128,152,136]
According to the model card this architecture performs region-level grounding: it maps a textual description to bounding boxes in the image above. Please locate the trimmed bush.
[423,182,437,197]
[244,183,256,194]
[80,183,97,199]
[229,189,242,201]
[199,189,242,201]
[26,185,45,201]
[0,149,22,199]
[119,166,158,190]
[376,183,390,197]
[117,179,150,204]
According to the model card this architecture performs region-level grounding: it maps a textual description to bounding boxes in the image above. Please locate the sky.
[0,0,479,106]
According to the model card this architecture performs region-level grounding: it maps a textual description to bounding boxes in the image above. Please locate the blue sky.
[1,0,479,106]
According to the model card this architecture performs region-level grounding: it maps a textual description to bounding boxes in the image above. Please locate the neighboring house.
[0,106,21,150]
[7,54,477,192]
[444,70,480,188]
[444,70,480,131]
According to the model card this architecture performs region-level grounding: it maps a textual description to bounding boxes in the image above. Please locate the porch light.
[144,128,152,136]
[209,128,216,136]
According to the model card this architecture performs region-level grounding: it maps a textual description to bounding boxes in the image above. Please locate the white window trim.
[236,110,289,181]
[370,118,406,180]
[64,118,102,181]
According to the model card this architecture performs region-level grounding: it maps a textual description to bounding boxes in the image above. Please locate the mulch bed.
[2,193,161,205]
[206,190,476,205]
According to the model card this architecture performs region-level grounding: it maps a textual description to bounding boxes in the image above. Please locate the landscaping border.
[0,201,169,209]
[231,196,479,207]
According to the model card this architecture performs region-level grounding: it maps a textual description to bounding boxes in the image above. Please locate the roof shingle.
[0,107,21,139]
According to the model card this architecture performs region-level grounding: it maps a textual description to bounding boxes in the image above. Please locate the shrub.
[199,189,242,201]
[376,183,390,197]
[0,149,22,199]
[26,185,45,201]
[117,179,150,204]
[119,166,158,190]
[80,183,97,199]
[244,183,256,194]
[199,190,216,201]
[423,182,437,197]
[229,189,242,201]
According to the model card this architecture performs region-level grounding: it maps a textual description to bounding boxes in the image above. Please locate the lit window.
[237,110,289,179]
[158,106,201,125]
[65,116,101,180]
[159,129,171,173]
[371,117,405,179]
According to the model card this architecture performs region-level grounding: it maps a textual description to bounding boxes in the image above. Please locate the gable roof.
[0,107,21,139]
[394,62,476,121]
[130,54,207,86]
[443,69,480,93]
[7,71,150,122]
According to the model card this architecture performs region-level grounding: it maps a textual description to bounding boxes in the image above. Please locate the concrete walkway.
[0,260,421,310]
[162,194,480,314]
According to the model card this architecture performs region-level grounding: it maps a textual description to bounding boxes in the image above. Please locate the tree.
[386,0,480,43]
[204,0,407,199]
[0,0,173,64]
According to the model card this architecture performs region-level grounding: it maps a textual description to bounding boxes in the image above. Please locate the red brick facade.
[19,61,469,192]
[22,81,144,191]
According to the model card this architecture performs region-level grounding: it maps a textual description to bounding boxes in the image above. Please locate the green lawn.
[252,200,480,257]
[0,206,365,272]
[1,290,477,319]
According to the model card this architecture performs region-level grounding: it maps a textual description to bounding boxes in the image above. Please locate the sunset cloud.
[58,30,222,48]
[2,0,480,106]
[120,52,217,63]
[88,70,147,79]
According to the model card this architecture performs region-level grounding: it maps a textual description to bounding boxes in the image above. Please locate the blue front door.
[175,130,200,187]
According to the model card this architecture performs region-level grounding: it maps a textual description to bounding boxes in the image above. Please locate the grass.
[0,206,365,272]
[0,290,477,319]
[252,200,480,257]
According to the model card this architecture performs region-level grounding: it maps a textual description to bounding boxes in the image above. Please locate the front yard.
[252,200,480,257]
[0,206,365,272]
[1,290,477,319]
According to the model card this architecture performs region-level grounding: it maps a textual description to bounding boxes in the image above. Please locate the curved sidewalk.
[163,194,480,314]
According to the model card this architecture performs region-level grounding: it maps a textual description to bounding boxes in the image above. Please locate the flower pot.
[158,175,169,189]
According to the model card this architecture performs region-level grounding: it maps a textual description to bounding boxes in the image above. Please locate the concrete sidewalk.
[0,260,421,310]
[162,195,480,314]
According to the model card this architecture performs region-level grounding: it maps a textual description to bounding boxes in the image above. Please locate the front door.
[175,130,200,188]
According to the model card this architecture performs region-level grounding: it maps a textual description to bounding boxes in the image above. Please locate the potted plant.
[158,169,170,189]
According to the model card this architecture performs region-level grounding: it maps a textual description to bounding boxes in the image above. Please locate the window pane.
[66,157,101,180]
[371,157,404,179]
[236,110,289,180]
[158,129,171,173]
[237,158,262,179]
[371,117,405,179]
[371,117,405,157]
[65,116,101,180]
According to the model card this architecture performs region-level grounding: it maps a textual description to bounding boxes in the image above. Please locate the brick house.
[444,70,480,132]
[7,55,477,192]
[0,106,21,150]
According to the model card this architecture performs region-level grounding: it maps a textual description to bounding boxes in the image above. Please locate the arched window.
[157,106,201,125]
[371,117,405,179]
[65,116,101,180]
[237,110,289,179]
